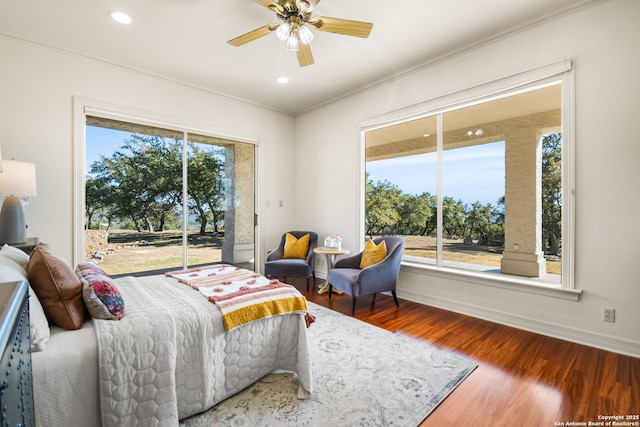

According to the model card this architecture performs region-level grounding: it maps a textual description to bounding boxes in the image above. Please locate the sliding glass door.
[84,117,255,275]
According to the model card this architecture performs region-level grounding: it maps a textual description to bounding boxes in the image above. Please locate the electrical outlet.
[603,308,615,323]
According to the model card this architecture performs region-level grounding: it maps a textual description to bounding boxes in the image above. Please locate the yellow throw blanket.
[165,265,308,330]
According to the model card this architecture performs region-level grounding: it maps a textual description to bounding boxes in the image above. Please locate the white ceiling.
[0,0,593,115]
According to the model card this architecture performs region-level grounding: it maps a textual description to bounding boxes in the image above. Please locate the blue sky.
[85,126,133,171]
[366,141,505,206]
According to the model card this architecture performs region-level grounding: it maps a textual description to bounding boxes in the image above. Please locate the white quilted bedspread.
[94,274,312,427]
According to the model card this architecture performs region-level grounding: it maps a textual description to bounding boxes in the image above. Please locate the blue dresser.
[0,281,34,427]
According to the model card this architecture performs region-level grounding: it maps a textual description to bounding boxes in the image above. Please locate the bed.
[0,244,312,427]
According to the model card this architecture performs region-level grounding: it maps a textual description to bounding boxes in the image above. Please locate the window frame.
[359,60,578,299]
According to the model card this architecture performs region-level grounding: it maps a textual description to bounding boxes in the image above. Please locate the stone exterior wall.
[222,143,255,264]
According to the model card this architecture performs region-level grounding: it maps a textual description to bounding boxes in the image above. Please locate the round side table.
[313,246,350,294]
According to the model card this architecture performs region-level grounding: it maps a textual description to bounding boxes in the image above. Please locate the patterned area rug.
[180,302,477,427]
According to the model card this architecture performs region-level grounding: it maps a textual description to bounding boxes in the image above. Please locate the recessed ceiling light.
[423,133,431,137]
[276,76,289,84]
[110,11,132,24]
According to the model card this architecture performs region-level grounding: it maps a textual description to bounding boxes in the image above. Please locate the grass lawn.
[402,235,562,275]
[88,230,222,276]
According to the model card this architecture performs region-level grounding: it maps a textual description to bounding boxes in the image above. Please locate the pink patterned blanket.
[165,264,310,330]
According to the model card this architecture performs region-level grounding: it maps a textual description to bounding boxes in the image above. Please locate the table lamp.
[0,160,37,244]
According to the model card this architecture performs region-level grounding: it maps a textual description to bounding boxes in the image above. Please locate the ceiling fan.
[227,0,373,67]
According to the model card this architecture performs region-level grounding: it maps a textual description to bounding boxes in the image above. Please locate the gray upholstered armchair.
[327,236,405,316]
[264,231,318,291]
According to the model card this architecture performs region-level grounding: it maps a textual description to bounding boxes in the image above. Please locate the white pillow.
[28,285,51,351]
[0,255,27,277]
[0,257,51,352]
[0,244,30,269]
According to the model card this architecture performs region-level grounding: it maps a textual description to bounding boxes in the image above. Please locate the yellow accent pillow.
[359,239,387,269]
[283,233,310,259]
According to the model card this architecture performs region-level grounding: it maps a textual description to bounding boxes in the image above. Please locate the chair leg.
[306,276,310,292]
[351,297,356,316]
[328,284,332,299]
[392,290,399,307]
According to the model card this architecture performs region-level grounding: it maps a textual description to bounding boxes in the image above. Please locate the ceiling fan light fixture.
[227,0,373,67]
[298,24,314,45]
[286,34,299,51]
[275,21,291,41]
[297,0,312,12]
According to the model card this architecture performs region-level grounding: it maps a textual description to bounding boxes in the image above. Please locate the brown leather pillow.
[28,244,85,330]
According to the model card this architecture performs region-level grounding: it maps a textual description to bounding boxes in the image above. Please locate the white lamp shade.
[286,34,299,51]
[0,160,37,197]
[276,21,291,41]
[298,25,314,45]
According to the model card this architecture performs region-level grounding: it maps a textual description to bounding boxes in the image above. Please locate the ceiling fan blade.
[309,16,373,38]
[227,24,277,47]
[297,43,314,67]
[252,0,284,14]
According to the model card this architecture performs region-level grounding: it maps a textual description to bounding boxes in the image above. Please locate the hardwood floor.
[292,278,640,427]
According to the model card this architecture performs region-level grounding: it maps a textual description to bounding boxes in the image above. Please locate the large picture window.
[365,80,570,287]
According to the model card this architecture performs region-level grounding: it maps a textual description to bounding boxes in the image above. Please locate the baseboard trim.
[398,289,640,359]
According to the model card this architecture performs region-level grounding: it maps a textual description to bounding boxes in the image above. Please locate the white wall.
[295,0,640,356]
[0,35,297,267]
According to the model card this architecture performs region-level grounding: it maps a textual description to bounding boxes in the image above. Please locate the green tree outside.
[86,135,226,235]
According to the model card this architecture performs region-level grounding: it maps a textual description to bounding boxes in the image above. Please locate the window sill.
[401,261,582,301]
